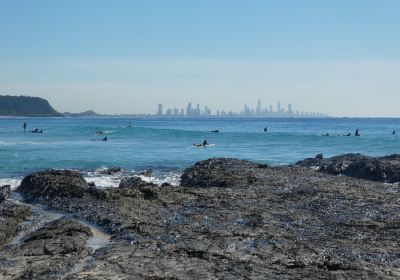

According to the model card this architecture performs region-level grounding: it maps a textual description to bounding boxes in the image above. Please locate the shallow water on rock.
[8,192,111,252]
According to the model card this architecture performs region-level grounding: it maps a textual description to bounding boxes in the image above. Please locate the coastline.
[0,153,400,279]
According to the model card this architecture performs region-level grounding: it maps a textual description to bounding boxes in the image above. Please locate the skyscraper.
[288,104,293,115]
[157,104,163,116]
[256,99,261,116]
[186,102,192,116]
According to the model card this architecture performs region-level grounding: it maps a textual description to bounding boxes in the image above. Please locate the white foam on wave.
[84,170,121,188]
[0,169,181,191]
[0,178,22,190]
[138,172,181,186]
[84,169,181,188]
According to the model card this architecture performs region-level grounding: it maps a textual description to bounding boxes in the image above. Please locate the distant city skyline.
[155,100,326,118]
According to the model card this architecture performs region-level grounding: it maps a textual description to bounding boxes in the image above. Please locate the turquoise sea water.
[1,117,399,187]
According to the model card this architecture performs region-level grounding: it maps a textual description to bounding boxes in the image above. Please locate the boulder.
[119,176,157,188]
[139,169,153,177]
[0,201,32,246]
[99,167,122,175]
[296,153,400,183]
[21,217,92,255]
[180,158,261,188]
[18,169,88,200]
[0,185,11,201]
[0,218,92,279]
[295,154,326,169]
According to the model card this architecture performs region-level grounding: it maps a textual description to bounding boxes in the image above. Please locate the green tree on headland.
[0,95,62,117]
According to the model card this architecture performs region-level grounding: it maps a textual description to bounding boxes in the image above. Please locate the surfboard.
[193,144,215,147]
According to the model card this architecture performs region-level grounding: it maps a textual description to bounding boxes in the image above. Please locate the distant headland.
[0,95,62,117]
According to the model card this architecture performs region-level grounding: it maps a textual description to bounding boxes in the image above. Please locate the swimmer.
[355,129,360,137]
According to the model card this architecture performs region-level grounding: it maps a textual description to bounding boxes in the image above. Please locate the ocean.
[1,117,399,188]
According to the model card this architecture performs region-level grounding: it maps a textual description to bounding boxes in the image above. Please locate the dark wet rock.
[0,201,32,247]
[12,155,400,279]
[315,153,324,160]
[139,187,157,200]
[119,176,157,188]
[99,167,121,175]
[0,217,92,280]
[18,169,89,201]
[139,169,153,177]
[0,185,11,201]
[296,153,400,183]
[21,217,92,255]
[343,158,398,182]
[180,158,260,187]
[295,154,325,169]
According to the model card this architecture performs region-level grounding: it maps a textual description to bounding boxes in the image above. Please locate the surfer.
[102,136,108,141]
[193,139,210,147]
[210,130,219,133]
[96,130,104,135]
[23,122,27,133]
[128,122,132,128]
[264,127,268,132]
[32,128,43,133]
[344,133,351,136]
[355,129,360,136]
[393,130,396,135]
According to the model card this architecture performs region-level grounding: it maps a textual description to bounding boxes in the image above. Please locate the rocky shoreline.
[1,153,400,279]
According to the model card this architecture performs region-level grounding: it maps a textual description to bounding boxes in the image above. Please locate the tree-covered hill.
[0,95,62,117]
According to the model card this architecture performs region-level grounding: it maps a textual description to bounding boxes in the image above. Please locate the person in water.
[32,128,43,133]
[203,139,209,146]
[393,130,396,135]
[264,127,268,132]
[102,136,108,141]
[23,122,27,133]
[355,129,360,136]
[344,133,351,136]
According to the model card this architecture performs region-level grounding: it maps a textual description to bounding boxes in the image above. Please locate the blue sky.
[1,0,400,116]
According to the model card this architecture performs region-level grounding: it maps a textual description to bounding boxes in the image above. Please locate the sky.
[0,0,400,117]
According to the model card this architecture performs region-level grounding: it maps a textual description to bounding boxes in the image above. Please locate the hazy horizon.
[1,0,400,117]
